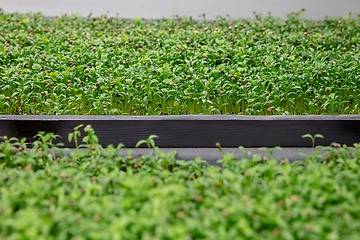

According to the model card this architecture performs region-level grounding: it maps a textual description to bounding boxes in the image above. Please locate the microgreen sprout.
[68,124,83,149]
[135,134,158,155]
[302,133,324,148]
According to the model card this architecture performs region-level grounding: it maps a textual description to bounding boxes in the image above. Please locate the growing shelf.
[1,115,359,148]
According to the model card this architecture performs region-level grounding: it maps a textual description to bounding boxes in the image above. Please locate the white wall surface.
[0,0,359,20]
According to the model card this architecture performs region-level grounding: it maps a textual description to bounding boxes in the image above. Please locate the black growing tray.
[0,115,359,148]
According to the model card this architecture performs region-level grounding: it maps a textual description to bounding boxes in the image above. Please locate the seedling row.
[1,125,360,239]
[1,10,360,115]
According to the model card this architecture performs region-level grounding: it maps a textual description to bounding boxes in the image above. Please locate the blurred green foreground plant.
[0,125,360,240]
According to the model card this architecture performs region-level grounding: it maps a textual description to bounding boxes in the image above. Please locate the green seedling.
[68,124,83,149]
[302,134,324,148]
[136,134,159,155]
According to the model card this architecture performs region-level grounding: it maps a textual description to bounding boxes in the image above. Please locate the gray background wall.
[0,0,359,19]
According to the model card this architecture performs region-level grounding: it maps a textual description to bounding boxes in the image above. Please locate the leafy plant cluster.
[1,125,360,239]
[1,10,360,115]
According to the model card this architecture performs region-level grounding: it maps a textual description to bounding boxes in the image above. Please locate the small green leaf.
[73,124,83,131]
[163,79,171,84]
[148,135,159,140]
[135,140,147,148]
[314,134,324,139]
[259,147,269,151]
[32,64,41,70]
[302,134,313,139]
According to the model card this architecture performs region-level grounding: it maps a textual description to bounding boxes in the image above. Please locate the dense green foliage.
[1,126,360,239]
[1,10,360,115]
